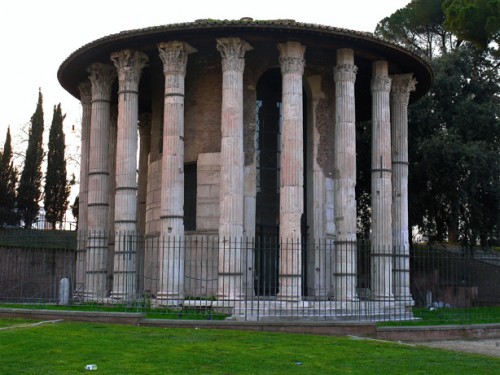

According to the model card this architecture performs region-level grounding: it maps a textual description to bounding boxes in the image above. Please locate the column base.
[156,293,184,307]
[277,274,302,302]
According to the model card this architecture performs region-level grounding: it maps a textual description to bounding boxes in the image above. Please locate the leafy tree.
[17,89,45,228]
[375,0,459,58]
[369,0,500,247]
[0,127,20,227]
[44,103,71,229]
[71,195,79,229]
[443,0,500,56]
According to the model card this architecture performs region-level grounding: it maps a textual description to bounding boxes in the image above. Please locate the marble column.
[216,37,252,300]
[137,113,152,235]
[277,41,306,301]
[333,48,358,301]
[75,81,92,297]
[157,41,196,304]
[391,74,416,304]
[370,61,393,301]
[110,49,148,300]
[86,63,116,300]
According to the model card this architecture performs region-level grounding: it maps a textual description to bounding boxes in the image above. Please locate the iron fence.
[0,231,499,323]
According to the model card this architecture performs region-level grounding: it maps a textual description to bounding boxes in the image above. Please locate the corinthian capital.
[217,37,253,73]
[87,63,116,100]
[278,41,306,75]
[391,74,417,105]
[110,49,149,90]
[158,41,197,76]
[333,64,358,83]
[371,76,392,93]
[78,80,92,105]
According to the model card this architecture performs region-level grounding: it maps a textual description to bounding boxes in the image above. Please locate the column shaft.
[278,41,305,301]
[391,74,416,304]
[86,63,116,300]
[110,49,148,300]
[333,49,358,301]
[370,61,393,301]
[157,41,196,304]
[216,38,252,300]
[75,81,92,297]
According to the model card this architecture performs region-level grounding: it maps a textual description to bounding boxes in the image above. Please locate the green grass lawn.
[0,319,498,374]
[379,306,500,326]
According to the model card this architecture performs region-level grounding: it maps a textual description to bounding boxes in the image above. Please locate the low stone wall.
[0,247,75,302]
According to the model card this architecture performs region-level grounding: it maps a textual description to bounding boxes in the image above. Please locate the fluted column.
[391,73,416,304]
[137,112,152,235]
[216,37,252,300]
[370,61,393,301]
[75,81,92,296]
[157,41,196,304]
[110,49,148,300]
[333,48,358,301]
[278,41,306,301]
[86,63,116,300]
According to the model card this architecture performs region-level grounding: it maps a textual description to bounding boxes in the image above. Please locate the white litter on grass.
[0,319,63,331]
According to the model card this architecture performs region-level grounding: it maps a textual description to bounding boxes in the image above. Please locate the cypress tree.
[0,127,20,227]
[44,103,70,229]
[17,89,45,228]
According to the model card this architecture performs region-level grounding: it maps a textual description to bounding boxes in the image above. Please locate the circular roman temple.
[58,19,432,320]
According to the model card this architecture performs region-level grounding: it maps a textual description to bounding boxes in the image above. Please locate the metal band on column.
[75,81,92,298]
[157,41,196,305]
[216,37,252,301]
[86,63,116,300]
[277,41,306,302]
[391,73,416,304]
[333,48,358,301]
[370,61,393,301]
[110,49,148,301]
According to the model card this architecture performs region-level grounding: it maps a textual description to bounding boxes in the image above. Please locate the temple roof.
[58,18,433,101]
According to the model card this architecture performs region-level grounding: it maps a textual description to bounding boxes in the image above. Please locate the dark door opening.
[255,69,282,296]
[254,69,309,297]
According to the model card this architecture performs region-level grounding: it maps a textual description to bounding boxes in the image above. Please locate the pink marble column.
[333,48,358,301]
[370,61,393,301]
[157,41,196,304]
[216,37,252,300]
[75,80,91,297]
[110,49,148,300]
[86,63,116,300]
[278,41,306,301]
[391,74,416,304]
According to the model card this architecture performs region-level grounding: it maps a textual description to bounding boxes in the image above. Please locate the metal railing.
[0,231,499,323]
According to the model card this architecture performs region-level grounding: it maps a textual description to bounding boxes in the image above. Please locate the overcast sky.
[0,0,410,148]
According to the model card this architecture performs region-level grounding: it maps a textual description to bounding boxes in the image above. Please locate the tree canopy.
[369,0,500,247]
[443,0,500,56]
[0,128,20,227]
[44,103,71,229]
[17,89,45,228]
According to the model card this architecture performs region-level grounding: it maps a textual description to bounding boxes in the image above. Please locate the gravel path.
[415,339,500,357]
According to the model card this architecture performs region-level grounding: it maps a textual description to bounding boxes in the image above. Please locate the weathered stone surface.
[86,62,116,300]
[370,60,393,301]
[391,73,417,304]
[277,41,306,301]
[332,49,358,301]
[157,41,196,303]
